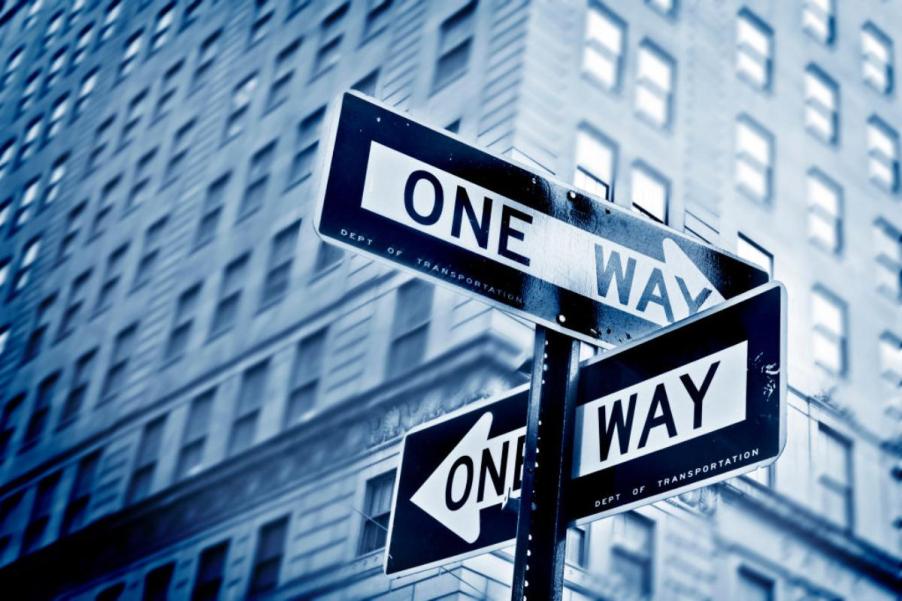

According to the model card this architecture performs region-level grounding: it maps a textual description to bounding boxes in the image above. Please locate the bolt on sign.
[315,92,769,347]
[383,283,785,576]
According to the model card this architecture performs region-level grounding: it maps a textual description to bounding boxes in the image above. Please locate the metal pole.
[510,326,581,601]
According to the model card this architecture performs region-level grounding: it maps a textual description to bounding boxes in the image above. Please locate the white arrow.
[411,412,525,543]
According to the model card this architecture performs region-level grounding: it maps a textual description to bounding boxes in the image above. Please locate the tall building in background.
[0,0,898,599]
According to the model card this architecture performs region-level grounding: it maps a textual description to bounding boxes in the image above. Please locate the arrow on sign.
[410,412,526,543]
[593,237,725,327]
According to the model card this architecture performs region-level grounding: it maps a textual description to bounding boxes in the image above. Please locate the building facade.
[0,0,898,599]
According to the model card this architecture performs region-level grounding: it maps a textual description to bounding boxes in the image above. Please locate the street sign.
[384,282,785,576]
[315,92,769,347]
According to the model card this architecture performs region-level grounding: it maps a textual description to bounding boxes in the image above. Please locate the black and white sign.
[315,93,769,346]
[384,283,785,576]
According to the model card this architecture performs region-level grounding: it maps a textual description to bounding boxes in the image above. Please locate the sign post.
[314,92,781,597]
[510,327,580,601]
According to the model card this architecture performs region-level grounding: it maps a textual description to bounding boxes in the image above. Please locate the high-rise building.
[0,0,898,599]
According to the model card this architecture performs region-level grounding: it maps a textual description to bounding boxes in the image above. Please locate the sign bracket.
[510,327,581,601]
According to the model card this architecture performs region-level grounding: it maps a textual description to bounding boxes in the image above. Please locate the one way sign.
[384,283,785,576]
[315,93,769,347]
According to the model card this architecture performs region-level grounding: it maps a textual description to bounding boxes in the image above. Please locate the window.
[574,125,615,198]
[735,116,773,202]
[164,118,195,182]
[260,221,300,308]
[0,327,8,357]
[73,69,98,119]
[804,66,839,144]
[58,349,97,428]
[95,244,129,314]
[22,0,43,30]
[72,24,93,67]
[21,372,60,450]
[127,149,157,211]
[630,163,668,223]
[119,31,144,80]
[807,169,842,254]
[183,0,203,29]
[0,47,24,92]
[164,282,202,362]
[58,201,86,262]
[18,118,42,165]
[867,116,899,192]
[21,294,56,365]
[154,60,183,121]
[387,281,433,377]
[861,23,894,94]
[285,329,326,426]
[312,3,348,77]
[610,512,654,598]
[19,70,40,116]
[120,89,149,149]
[247,516,288,596]
[736,567,774,601]
[150,3,175,52]
[812,286,847,376]
[86,115,116,174]
[432,1,476,91]
[362,0,392,41]
[352,70,379,96]
[224,74,258,142]
[90,174,122,239]
[248,0,274,47]
[239,141,276,219]
[0,140,14,181]
[10,237,41,297]
[0,394,25,463]
[176,389,213,480]
[13,178,40,230]
[194,172,230,248]
[0,494,23,562]
[132,217,168,290]
[313,241,344,273]
[100,0,123,41]
[358,471,395,554]
[43,154,67,207]
[818,424,852,528]
[99,322,139,403]
[228,360,269,456]
[583,4,625,90]
[58,269,92,340]
[0,198,8,234]
[62,451,100,534]
[210,253,249,337]
[128,416,166,503]
[874,218,901,301]
[0,260,8,293]
[22,472,60,553]
[43,48,66,93]
[191,541,229,601]
[737,234,773,277]
[736,9,772,90]
[565,526,588,567]
[802,0,835,45]
[143,563,174,601]
[266,39,300,111]
[287,107,324,186]
[635,41,674,128]
[879,332,902,387]
[45,95,69,142]
[192,30,222,92]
